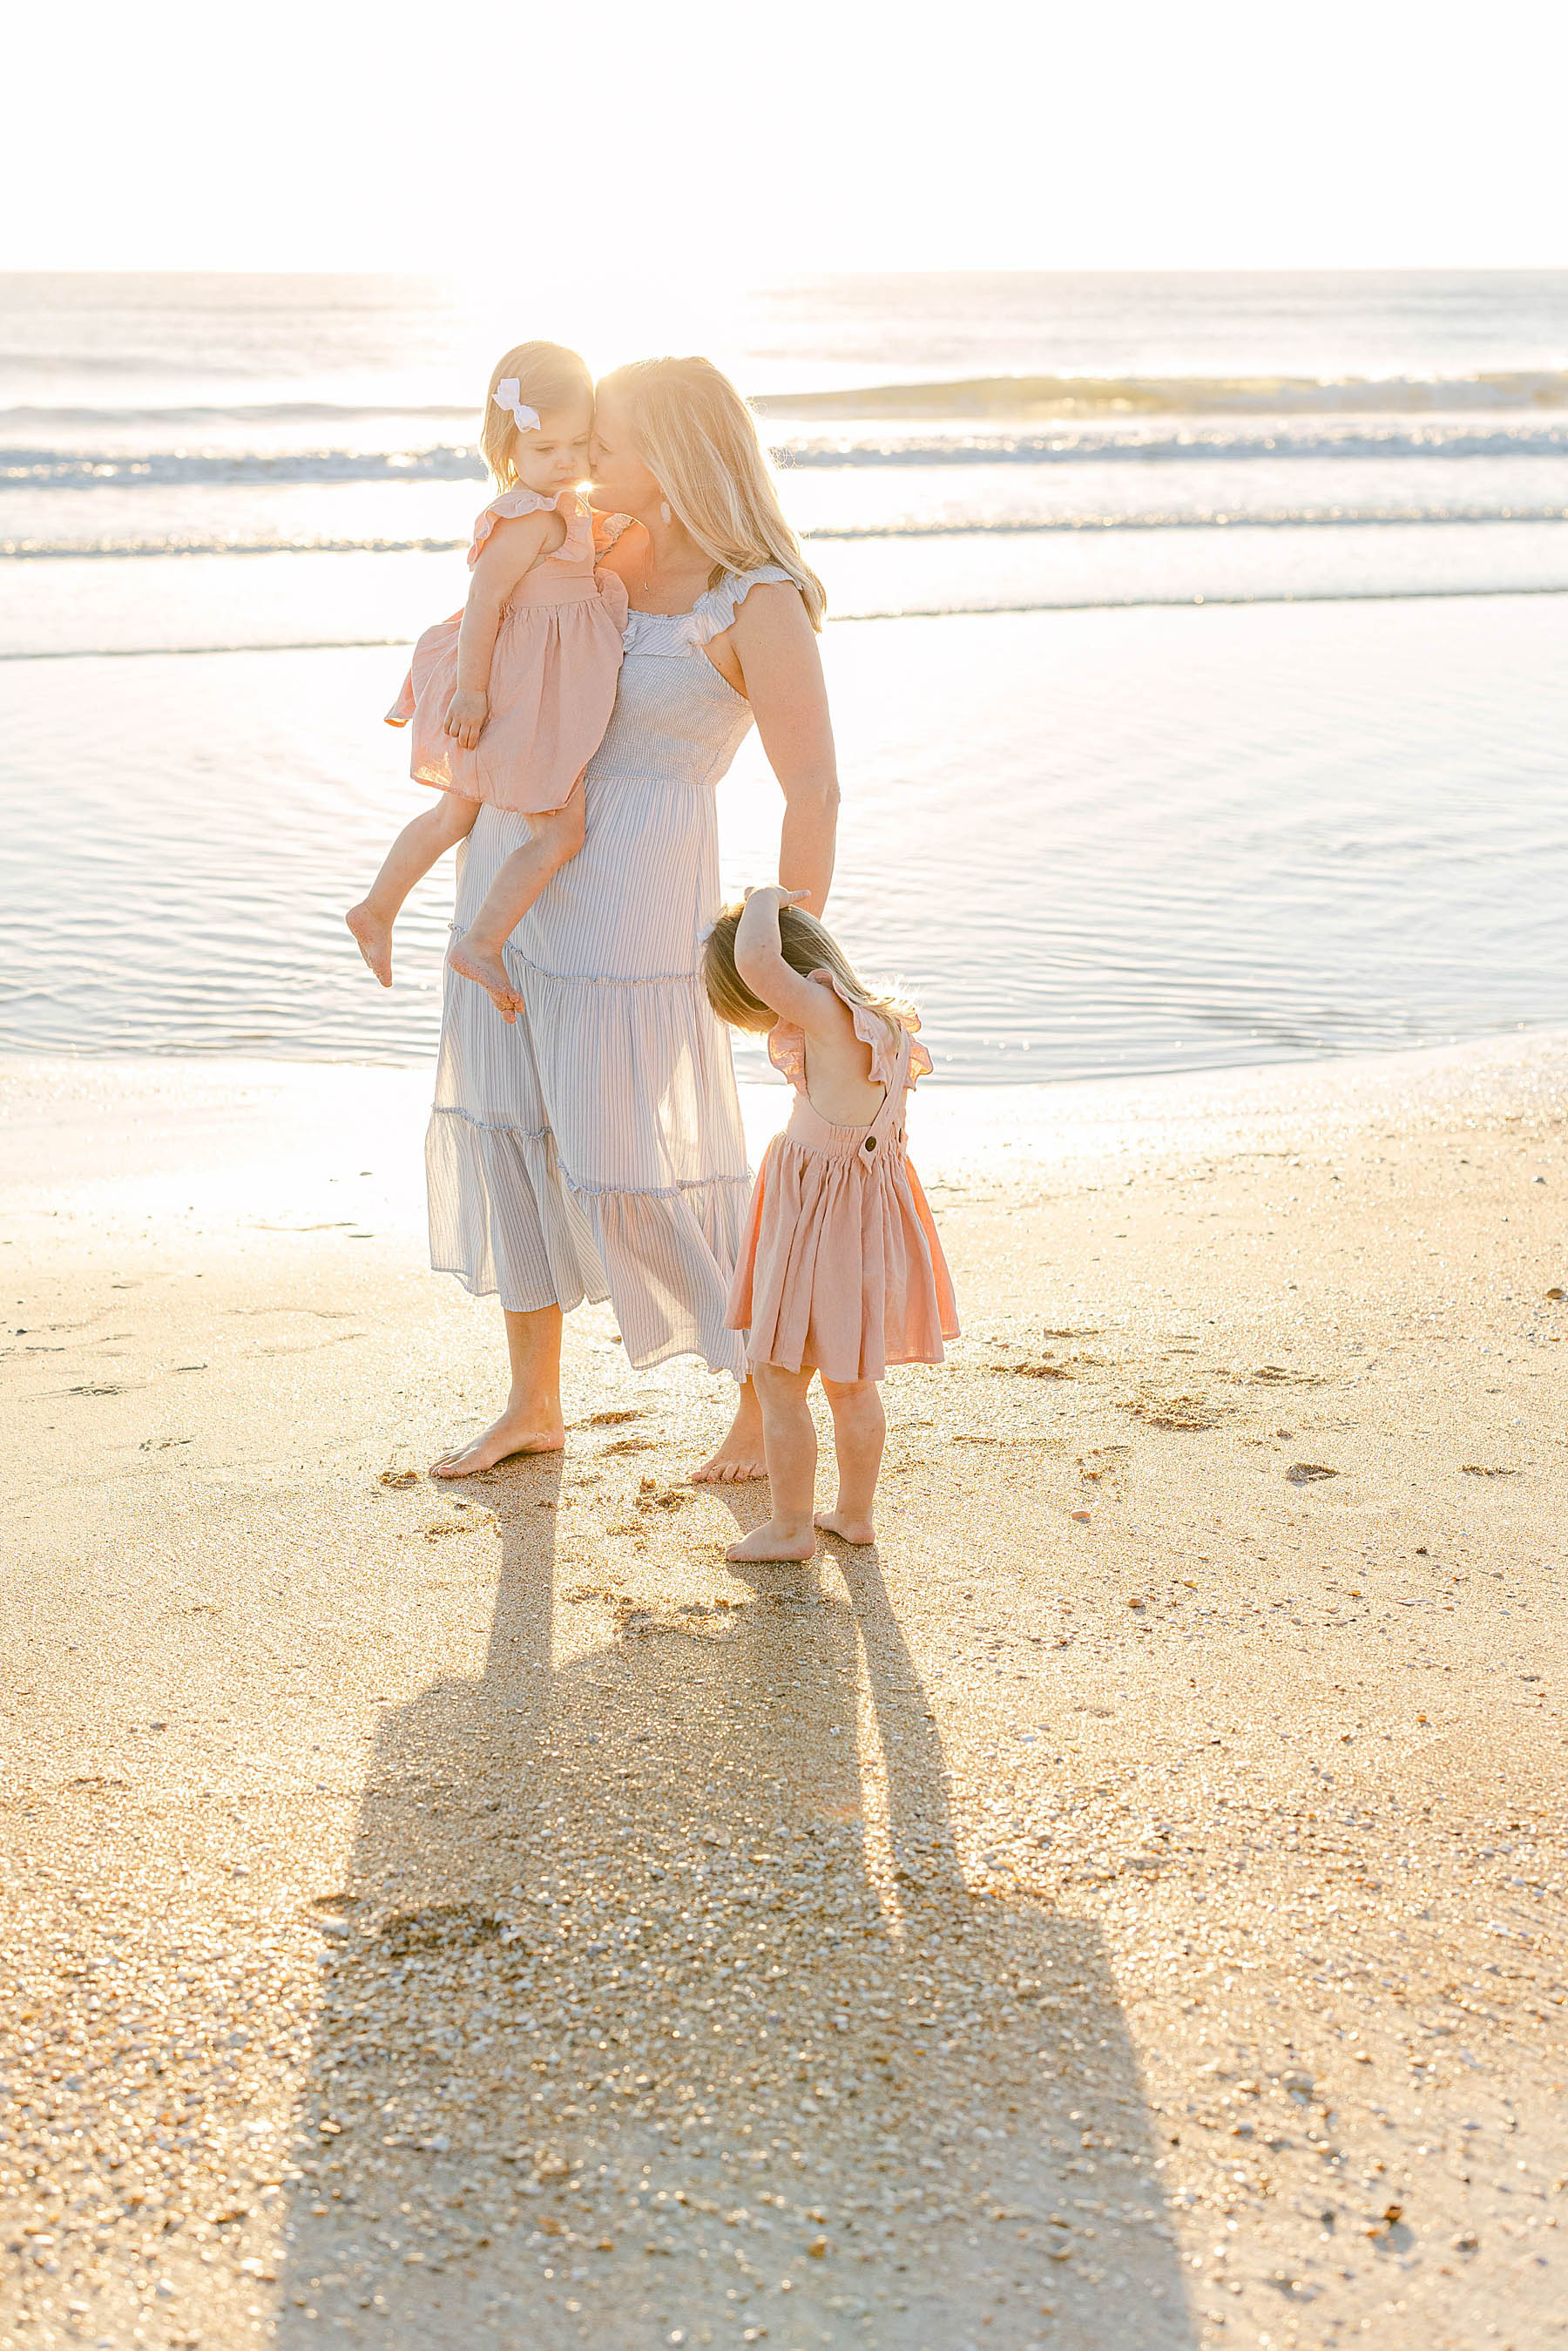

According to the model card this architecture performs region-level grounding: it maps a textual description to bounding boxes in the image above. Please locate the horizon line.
[5,261,1568,284]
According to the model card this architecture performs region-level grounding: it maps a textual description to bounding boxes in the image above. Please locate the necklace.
[633,539,667,601]
[629,518,686,605]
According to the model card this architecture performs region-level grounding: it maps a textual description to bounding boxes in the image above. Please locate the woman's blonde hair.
[703,902,914,1039]
[479,342,594,489]
[599,356,826,631]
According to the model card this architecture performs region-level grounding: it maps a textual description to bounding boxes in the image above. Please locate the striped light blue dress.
[426,564,796,1379]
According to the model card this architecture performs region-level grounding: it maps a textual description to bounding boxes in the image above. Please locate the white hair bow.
[491,379,540,433]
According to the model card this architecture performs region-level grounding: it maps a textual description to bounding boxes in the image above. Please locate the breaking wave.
[754,368,1568,419]
[9,507,1568,561]
[8,420,1568,497]
[2,444,485,489]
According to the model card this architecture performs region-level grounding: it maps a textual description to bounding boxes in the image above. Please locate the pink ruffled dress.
[385,487,629,813]
[727,972,961,1383]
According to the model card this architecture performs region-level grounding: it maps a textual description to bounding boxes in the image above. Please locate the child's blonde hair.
[703,901,915,1039]
[479,342,595,489]
[598,356,827,631]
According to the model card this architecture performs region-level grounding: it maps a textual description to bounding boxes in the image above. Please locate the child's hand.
[443,688,489,750]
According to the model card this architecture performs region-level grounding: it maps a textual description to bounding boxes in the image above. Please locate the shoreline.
[3,1024,1565,2348]
[6,1013,1566,1177]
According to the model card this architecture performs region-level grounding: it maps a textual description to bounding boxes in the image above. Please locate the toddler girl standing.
[347,341,627,1016]
[703,887,959,1562]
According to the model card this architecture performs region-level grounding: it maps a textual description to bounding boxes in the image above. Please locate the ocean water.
[3,270,1568,1081]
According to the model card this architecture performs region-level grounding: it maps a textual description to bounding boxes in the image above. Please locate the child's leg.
[724,1362,819,1562]
[446,783,586,1024]
[347,791,476,986]
[815,1375,886,1546]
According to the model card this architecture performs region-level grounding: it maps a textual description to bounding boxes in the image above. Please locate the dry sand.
[2,1039,1565,2351]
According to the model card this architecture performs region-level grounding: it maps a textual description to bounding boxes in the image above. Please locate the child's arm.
[444,507,565,749]
[733,886,843,1039]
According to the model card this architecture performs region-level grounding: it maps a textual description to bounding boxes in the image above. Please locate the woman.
[427,356,840,1482]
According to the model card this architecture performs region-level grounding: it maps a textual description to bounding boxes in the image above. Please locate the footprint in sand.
[634,1480,692,1514]
[612,1596,739,1641]
[1121,1387,1227,1431]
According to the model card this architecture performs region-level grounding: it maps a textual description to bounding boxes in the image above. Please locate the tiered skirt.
[427,805,751,1377]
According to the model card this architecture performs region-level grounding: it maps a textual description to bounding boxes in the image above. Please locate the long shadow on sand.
[276,1461,1194,2348]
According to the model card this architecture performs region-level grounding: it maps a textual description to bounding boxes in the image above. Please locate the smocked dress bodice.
[514,564,797,987]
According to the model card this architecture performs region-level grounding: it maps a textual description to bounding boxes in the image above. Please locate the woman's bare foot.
[692,1386,767,1484]
[726,1520,816,1563]
[815,1508,875,1546]
[448,934,524,1023]
[431,1405,564,1478]
[346,902,394,986]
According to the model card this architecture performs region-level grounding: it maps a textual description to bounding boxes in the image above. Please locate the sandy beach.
[2,1036,1565,2351]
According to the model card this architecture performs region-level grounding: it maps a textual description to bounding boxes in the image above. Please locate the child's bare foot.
[346,902,394,986]
[431,1405,564,1478]
[725,1520,817,1563]
[815,1508,875,1546]
[448,934,524,1023]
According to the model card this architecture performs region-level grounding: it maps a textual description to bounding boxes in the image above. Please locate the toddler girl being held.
[347,341,627,1016]
[704,888,960,1562]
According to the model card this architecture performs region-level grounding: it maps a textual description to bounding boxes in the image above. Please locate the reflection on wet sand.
[278,1461,1193,2348]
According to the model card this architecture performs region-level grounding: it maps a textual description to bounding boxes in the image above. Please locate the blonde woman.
[429,356,840,1483]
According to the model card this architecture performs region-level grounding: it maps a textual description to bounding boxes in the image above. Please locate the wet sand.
[2,1038,1565,2351]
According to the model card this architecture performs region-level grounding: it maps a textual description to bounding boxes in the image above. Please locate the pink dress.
[728,971,961,1383]
[385,487,629,813]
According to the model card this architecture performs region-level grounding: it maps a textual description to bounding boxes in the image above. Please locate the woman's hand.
[741,885,809,912]
[443,688,489,750]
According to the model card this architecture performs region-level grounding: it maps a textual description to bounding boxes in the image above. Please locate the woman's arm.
[445,509,563,749]
[722,584,840,914]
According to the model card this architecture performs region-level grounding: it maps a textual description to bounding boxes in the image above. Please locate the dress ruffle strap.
[687,564,799,645]
[469,486,592,567]
[767,967,929,1096]
[592,510,633,558]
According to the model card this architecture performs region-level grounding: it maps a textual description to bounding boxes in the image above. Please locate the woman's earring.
[659,500,672,524]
